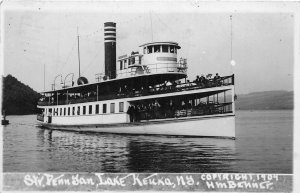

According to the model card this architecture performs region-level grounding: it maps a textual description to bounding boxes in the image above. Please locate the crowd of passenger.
[117,73,225,97]
[193,73,222,87]
[39,73,228,106]
[127,99,230,122]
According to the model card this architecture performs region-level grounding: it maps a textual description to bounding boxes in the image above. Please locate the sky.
[1,1,296,94]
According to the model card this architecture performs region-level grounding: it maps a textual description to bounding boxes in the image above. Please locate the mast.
[230,15,233,62]
[150,11,153,42]
[230,15,236,73]
[43,63,45,92]
[77,27,81,77]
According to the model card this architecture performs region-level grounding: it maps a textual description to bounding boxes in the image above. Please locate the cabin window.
[120,61,123,70]
[162,45,168,52]
[143,47,147,54]
[131,56,135,64]
[89,105,92,114]
[119,102,124,112]
[103,104,107,113]
[147,46,153,54]
[128,58,131,65]
[170,45,175,53]
[72,107,75,115]
[64,108,66,116]
[68,107,70,116]
[96,104,99,114]
[139,56,142,64]
[77,106,80,115]
[49,108,52,114]
[110,103,115,113]
[83,106,86,115]
[154,45,160,53]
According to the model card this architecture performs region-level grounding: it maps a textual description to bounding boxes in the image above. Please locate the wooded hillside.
[2,74,40,115]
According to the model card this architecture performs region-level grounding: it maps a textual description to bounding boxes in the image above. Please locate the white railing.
[116,62,187,78]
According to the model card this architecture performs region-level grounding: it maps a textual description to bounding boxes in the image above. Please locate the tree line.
[2,74,40,115]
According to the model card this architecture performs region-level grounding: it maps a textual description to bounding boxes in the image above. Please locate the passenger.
[172,81,177,90]
[213,73,221,86]
[177,80,183,89]
[124,85,128,94]
[199,74,205,82]
[127,105,134,122]
[194,75,200,84]
[166,81,172,90]
[133,105,139,122]
[187,102,192,109]
[186,80,192,86]
[214,73,221,81]
[206,74,212,79]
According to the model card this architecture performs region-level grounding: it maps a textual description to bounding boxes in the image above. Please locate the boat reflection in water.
[37,128,237,172]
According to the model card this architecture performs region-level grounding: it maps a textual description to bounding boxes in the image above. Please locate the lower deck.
[37,85,235,124]
[37,113,235,139]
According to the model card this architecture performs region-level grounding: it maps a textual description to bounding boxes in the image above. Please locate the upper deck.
[37,74,234,107]
[115,41,187,79]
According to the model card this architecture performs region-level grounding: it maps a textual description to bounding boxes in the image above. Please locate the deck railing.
[38,75,234,106]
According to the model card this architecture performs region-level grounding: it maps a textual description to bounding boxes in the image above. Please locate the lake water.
[3,110,293,173]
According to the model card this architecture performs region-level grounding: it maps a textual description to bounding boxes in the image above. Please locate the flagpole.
[77,27,81,77]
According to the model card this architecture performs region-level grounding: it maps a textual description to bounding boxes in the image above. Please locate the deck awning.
[41,73,186,94]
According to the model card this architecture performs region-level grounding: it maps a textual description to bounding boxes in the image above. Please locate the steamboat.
[36,22,236,139]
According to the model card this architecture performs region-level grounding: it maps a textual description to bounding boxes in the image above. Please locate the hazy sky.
[2,1,295,94]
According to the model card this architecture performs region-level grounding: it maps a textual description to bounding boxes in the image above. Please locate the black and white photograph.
[1,1,298,192]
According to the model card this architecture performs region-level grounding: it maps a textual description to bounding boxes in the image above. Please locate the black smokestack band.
[104,22,116,79]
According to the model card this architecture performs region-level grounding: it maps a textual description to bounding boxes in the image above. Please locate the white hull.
[37,114,235,139]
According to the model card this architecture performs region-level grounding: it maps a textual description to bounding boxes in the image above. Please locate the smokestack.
[104,22,116,79]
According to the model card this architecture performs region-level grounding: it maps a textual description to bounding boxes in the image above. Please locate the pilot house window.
[162,45,168,52]
[154,45,160,53]
[170,45,175,53]
[147,46,153,54]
